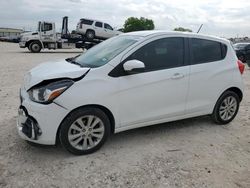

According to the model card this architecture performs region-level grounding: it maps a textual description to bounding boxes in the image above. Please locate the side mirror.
[123,60,145,72]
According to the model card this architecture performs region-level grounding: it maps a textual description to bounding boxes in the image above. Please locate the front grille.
[19,106,42,140]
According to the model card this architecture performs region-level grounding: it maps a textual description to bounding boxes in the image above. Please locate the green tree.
[123,17,155,33]
[174,27,192,32]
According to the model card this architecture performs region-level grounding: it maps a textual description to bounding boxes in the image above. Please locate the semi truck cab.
[19,21,58,52]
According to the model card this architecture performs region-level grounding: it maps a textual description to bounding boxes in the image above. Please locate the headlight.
[28,80,74,104]
[20,36,26,41]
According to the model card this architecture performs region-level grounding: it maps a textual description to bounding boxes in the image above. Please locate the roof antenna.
[197,24,203,33]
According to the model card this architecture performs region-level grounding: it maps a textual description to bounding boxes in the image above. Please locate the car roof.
[80,18,106,23]
[122,30,230,44]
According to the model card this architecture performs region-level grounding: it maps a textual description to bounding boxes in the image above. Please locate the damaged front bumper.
[17,87,69,145]
[17,107,42,140]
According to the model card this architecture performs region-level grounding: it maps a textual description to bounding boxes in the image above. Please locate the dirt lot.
[0,42,249,188]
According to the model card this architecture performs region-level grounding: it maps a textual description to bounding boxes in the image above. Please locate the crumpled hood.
[24,59,90,90]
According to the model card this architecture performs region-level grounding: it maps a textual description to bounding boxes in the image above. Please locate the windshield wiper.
[66,56,83,67]
[70,60,83,67]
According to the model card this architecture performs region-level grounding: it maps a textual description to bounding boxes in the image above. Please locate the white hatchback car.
[76,18,121,40]
[18,31,245,155]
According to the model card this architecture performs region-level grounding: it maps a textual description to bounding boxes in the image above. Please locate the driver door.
[104,23,114,38]
[113,36,190,128]
[40,22,55,42]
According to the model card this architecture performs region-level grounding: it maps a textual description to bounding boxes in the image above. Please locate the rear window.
[81,19,93,25]
[191,38,227,64]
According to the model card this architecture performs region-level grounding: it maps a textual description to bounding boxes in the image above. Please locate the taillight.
[237,60,245,74]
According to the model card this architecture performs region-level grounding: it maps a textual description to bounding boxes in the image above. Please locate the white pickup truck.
[76,18,122,40]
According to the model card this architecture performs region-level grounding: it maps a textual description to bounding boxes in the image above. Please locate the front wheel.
[29,41,42,53]
[85,30,95,40]
[211,91,240,124]
[59,107,111,155]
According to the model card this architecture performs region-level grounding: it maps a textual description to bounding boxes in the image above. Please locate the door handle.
[171,73,184,79]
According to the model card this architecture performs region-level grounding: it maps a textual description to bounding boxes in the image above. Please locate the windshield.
[74,35,142,68]
[234,43,248,49]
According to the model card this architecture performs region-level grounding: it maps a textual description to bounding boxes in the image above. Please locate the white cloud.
[0,0,250,37]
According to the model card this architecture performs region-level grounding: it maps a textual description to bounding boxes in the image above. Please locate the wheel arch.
[224,87,243,102]
[56,104,115,145]
[86,29,95,34]
[212,87,243,113]
[26,40,44,49]
[211,87,242,124]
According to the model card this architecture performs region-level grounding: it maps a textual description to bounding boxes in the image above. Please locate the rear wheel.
[85,30,95,40]
[59,107,111,155]
[29,41,42,53]
[211,91,240,124]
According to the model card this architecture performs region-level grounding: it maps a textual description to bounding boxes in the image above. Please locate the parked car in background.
[76,18,122,39]
[17,31,245,155]
[0,36,20,43]
[233,43,250,63]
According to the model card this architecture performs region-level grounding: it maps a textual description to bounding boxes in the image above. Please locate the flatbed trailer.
[19,16,104,53]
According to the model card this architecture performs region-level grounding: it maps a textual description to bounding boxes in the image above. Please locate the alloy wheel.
[219,96,237,121]
[68,115,105,150]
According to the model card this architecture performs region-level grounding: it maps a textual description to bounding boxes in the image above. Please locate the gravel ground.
[0,42,250,188]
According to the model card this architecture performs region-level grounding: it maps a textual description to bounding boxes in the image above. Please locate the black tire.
[29,41,42,53]
[211,91,240,125]
[59,107,111,155]
[85,30,95,40]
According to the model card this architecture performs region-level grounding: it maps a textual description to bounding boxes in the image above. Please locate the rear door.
[186,38,230,116]
[94,21,104,38]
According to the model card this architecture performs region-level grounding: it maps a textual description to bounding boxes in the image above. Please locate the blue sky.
[1,0,250,37]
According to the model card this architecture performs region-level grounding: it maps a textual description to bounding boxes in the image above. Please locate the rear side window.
[95,22,103,28]
[81,19,93,25]
[191,38,227,64]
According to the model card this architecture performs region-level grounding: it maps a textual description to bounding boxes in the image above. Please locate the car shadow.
[6,115,223,159]
[108,115,214,142]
